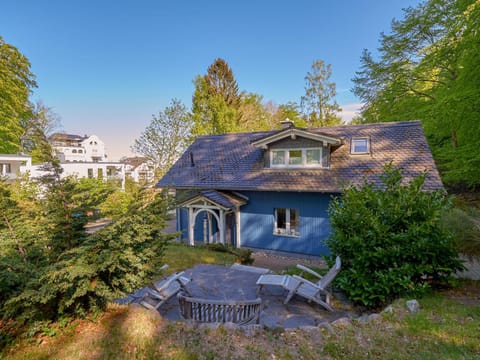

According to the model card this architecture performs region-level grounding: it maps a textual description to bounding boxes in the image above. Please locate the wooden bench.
[177,293,262,325]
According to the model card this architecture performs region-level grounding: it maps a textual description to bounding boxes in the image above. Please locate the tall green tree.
[20,101,60,163]
[0,178,45,307]
[192,58,241,135]
[132,99,193,177]
[237,92,275,131]
[352,0,480,188]
[300,60,342,127]
[274,101,306,127]
[204,58,240,108]
[0,36,37,153]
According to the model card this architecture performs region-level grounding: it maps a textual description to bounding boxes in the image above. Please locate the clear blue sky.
[1,0,421,160]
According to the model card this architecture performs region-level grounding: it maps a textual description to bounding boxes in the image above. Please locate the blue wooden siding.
[239,191,336,256]
[178,207,188,238]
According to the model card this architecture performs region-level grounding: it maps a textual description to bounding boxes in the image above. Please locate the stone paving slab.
[155,264,348,328]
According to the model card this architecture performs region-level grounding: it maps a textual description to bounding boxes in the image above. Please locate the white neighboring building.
[2,133,133,189]
[121,157,156,183]
[0,154,32,181]
[82,135,107,162]
[49,133,108,162]
[43,132,125,188]
[29,162,125,189]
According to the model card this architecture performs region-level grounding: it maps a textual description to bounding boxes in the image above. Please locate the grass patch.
[319,291,480,359]
[3,280,479,359]
[282,265,327,279]
[162,242,237,273]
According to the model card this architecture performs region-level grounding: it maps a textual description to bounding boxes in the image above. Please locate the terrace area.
[119,256,353,328]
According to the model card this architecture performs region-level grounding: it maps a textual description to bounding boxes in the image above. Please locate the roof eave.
[178,190,248,210]
[251,128,341,148]
[166,184,343,194]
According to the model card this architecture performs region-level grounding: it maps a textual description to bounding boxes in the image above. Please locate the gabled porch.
[178,190,248,247]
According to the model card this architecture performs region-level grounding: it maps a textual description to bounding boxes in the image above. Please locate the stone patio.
[122,264,351,329]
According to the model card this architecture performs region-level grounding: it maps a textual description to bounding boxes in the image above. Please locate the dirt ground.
[251,249,480,281]
[251,250,327,272]
[439,279,480,306]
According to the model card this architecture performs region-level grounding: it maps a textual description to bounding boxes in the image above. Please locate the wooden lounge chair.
[256,256,341,311]
[140,271,192,310]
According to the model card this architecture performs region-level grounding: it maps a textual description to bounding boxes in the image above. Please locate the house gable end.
[251,128,341,149]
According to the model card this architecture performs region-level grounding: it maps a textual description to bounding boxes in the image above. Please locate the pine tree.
[192,58,241,135]
[301,60,342,127]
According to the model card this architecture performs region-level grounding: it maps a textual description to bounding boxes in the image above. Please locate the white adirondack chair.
[256,256,341,311]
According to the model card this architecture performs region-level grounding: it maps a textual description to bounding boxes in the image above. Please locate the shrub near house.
[326,164,464,308]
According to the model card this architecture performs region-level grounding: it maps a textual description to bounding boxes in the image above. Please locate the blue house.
[157,120,442,256]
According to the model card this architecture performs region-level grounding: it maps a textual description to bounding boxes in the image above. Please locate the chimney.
[280,118,295,130]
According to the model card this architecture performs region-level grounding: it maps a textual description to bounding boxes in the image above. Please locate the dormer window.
[306,149,321,165]
[271,148,324,168]
[351,138,370,154]
[272,150,286,166]
[288,150,302,165]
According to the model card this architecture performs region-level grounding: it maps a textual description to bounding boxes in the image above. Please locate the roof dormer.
[251,125,342,170]
[251,126,341,149]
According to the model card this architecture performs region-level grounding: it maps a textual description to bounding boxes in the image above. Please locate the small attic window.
[351,138,370,154]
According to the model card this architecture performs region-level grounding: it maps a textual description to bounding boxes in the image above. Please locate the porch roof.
[180,190,248,210]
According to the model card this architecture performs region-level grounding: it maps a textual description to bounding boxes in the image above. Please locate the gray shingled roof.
[49,133,86,141]
[121,156,149,169]
[157,121,443,193]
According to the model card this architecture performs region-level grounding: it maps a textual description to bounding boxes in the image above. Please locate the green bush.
[206,243,230,253]
[233,248,254,265]
[441,206,480,260]
[206,243,254,264]
[326,164,464,309]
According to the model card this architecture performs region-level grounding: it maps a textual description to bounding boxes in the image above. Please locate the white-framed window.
[271,147,323,168]
[351,138,370,154]
[306,149,321,165]
[288,150,302,165]
[274,208,300,237]
[272,150,286,166]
